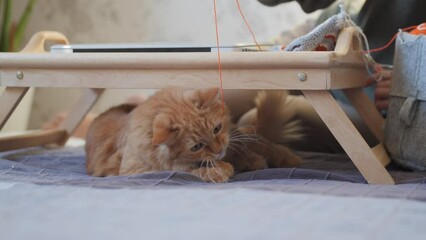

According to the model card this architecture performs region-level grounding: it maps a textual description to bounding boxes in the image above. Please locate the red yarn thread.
[366,25,418,53]
[235,0,262,51]
[213,0,226,111]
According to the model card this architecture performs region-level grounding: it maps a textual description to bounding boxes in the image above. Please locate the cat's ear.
[191,88,220,108]
[152,114,179,145]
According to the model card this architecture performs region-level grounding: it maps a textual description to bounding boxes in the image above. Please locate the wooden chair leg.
[302,90,394,185]
[57,88,104,145]
[0,87,29,130]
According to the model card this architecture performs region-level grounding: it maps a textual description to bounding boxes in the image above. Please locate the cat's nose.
[211,143,222,154]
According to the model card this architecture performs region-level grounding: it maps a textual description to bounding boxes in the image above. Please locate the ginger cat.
[86,88,301,182]
[223,90,302,173]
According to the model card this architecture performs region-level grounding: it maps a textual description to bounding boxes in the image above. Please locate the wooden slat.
[302,90,394,184]
[0,129,67,152]
[0,51,335,69]
[0,68,331,90]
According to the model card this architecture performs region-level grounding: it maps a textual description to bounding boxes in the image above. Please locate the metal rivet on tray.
[297,72,307,82]
[16,71,24,80]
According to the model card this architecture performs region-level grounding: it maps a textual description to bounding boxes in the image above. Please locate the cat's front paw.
[192,161,234,183]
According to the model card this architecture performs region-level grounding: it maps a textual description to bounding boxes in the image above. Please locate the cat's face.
[179,113,230,166]
[152,88,231,168]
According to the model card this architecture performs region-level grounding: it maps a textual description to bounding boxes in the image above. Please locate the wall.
[11,0,319,129]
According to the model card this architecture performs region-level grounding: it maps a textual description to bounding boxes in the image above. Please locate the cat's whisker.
[209,160,218,178]
[205,159,216,183]
[208,159,223,183]
[230,134,259,141]
[199,157,212,181]
[230,137,266,150]
[229,143,250,155]
[230,128,245,135]
[211,160,227,181]
[229,142,251,155]
[228,144,243,154]
[230,137,259,143]
[228,145,251,159]
[230,131,258,138]
[229,142,258,157]
[250,137,275,151]
[230,132,276,154]
[231,134,274,151]
[232,133,260,142]
[199,158,207,168]
[229,139,248,148]
[228,144,264,170]
[230,134,257,142]
[231,137,259,143]
[232,137,265,145]
[230,131,257,139]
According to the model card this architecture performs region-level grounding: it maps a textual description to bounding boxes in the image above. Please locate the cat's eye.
[213,123,222,135]
[191,143,204,152]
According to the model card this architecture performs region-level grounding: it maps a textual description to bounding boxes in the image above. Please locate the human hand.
[365,69,392,111]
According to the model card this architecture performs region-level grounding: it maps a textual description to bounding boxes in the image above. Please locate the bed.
[0,145,426,239]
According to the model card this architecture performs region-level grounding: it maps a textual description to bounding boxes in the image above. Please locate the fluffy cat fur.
[86,88,301,182]
[223,90,302,172]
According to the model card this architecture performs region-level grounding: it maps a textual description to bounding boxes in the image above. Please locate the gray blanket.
[1,147,426,201]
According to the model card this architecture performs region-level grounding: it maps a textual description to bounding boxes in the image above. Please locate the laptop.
[50,43,275,53]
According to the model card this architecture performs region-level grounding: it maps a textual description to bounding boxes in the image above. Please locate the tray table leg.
[302,90,395,185]
[343,88,391,166]
[0,87,29,130]
[57,88,104,145]
[343,88,385,142]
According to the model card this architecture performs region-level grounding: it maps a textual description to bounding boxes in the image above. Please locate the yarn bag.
[384,32,426,171]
